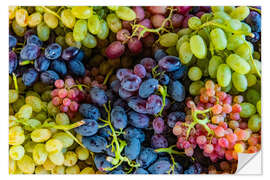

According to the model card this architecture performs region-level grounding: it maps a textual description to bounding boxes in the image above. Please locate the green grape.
[245,89,260,105]
[188,66,202,81]
[106,13,122,33]
[97,20,109,40]
[60,9,76,29]
[253,51,261,60]
[217,64,231,87]
[241,22,252,33]
[257,100,261,116]
[41,90,52,102]
[28,12,42,28]
[33,144,48,165]
[80,167,95,174]
[232,72,248,92]
[189,35,207,59]
[37,22,50,41]
[82,33,97,48]
[53,132,74,148]
[177,28,192,37]
[71,6,93,19]
[35,165,50,174]
[248,114,261,132]
[73,19,88,42]
[247,59,261,75]
[246,74,257,87]
[17,155,35,174]
[214,11,231,21]
[225,19,242,31]
[176,35,189,52]
[197,28,210,45]
[12,20,26,37]
[234,42,253,59]
[64,151,78,167]
[75,146,89,161]
[26,90,40,98]
[65,32,81,48]
[221,82,232,92]
[227,34,244,50]
[65,165,80,174]
[51,165,65,174]
[226,54,250,74]
[160,33,178,47]
[211,6,224,12]
[9,145,25,160]
[46,138,63,153]
[189,81,204,96]
[166,47,178,56]
[9,126,25,145]
[87,14,101,35]
[240,102,256,118]
[44,12,58,29]
[200,13,213,23]
[9,90,19,104]
[25,96,42,113]
[208,56,223,78]
[188,16,202,30]
[210,28,227,50]
[179,41,193,64]
[31,128,51,142]
[35,6,44,13]
[115,6,136,21]
[224,6,235,14]
[47,101,60,116]
[55,113,70,125]
[9,115,18,128]
[48,151,65,166]
[24,119,41,131]
[17,104,32,119]
[107,6,119,11]
[230,6,250,21]
[34,111,48,122]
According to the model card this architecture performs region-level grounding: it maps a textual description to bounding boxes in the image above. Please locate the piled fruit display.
[9,5,261,174]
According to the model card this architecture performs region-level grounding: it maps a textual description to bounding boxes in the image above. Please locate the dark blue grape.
[168,80,185,102]
[68,59,86,76]
[74,119,98,136]
[124,138,141,160]
[128,96,148,114]
[154,49,167,61]
[9,35,17,49]
[145,72,152,79]
[61,46,80,61]
[98,126,112,138]
[89,87,108,106]
[139,78,159,98]
[45,43,62,60]
[159,74,170,85]
[184,164,202,174]
[50,59,67,76]
[123,127,145,143]
[113,99,127,109]
[173,162,183,174]
[82,135,107,153]
[111,79,121,93]
[245,11,261,32]
[20,44,40,60]
[170,65,187,80]
[9,51,18,74]
[79,103,100,120]
[148,160,171,174]
[22,68,39,86]
[74,49,84,61]
[134,168,149,174]
[27,35,43,47]
[151,134,168,149]
[137,148,157,168]
[146,95,163,115]
[128,111,149,129]
[40,70,60,85]
[111,106,127,129]
[152,117,165,134]
[34,55,50,72]
[106,89,116,102]
[121,74,142,92]
[167,112,185,128]
[94,154,113,172]
[110,170,125,174]
[158,56,181,72]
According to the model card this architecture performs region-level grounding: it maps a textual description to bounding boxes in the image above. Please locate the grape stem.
[19,60,34,66]
[41,6,61,19]
[42,120,85,130]
[248,6,261,14]
[157,85,168,117]
[12,73,19,92]
[103,69,114,85]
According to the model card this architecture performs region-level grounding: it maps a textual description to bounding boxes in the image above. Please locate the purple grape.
[82,135,107,153]
[61,46,80,61]
[140,58,156,72]
[105,41,125,59]
[123,127,145,143]
[134,64,146,78]
[22,68,39,86]
[50,59,67,76]
[154,49,167,61]
[133,6,145,21]
[121,74,142,92]
[40,70,60,85]
[168,80,185,102]
[68,59,86,76]
[9,35,17,49]
[24,29,35,40]
[45,43,62,60]
[152,117,165,134]
[128,37,143,54]
[9,51,18,74]
[20,44,40,60]
[79,104,100,120]
[74,119,98,136]
[148,159,171,174]
[167,111,185,128]
[111,106,127,129]
[245,11,261,32]
[171,14,184,28]
[124,138,141,160]
[158,56,181,72]
[94,154,113,172]
[138,78,159,98]
[128,111,150,129]
[119,87,134,99]
[34,55,50,72]
[113,99,127,108]
[111,79,121,93]
[116,68,133,81]
[27,35,43,47]
[151,134,168,149]
[128,97,148,114]
[116,29,130,42]
[146,95,163,114]
[137,148,158,168]
[89,87,108,106]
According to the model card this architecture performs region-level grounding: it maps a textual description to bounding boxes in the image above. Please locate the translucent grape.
[48,151,65,166]
[190,35,207,59]
[232,72,248,92]
[31,128,51,142]
[226,54,250,74]
[230,6,250,21]
[71,6,93,19]
[53,132,74,148]
[159,33,178,47]
[188,16,202,30]
[210,28,227,50]
[217,64,231,87]
[88,14,101,35]
[45,139,63,153]
[227,34,244,50]
[106,13,122,33]
[65,165,80,174]
[28,12,42,27]
[44,12,58,29]
[33,144,48,165]
[17,155,35,174]
[97,20,109,40]
[12,20,26,37]
[235,42,253,60]
[61,9,76,29]
[64,151,78,167]
[179,41,193,64]
[188,66,202,81]
[73,20,88,42]
[51,165,65,174]
[248,114,261,132]
[75,146,89,161]
[116,6,136,21]
[37,23,50,41]
[9,145,25,160]
[15,8,28,27]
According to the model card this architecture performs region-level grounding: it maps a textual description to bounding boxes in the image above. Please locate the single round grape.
[45,43,62,60]
[226,54,250,74]
[230,6,250,21]
[146,95,163,115]
[179,41,193,64]
[17,155,35,174]
[73,19,88,42]
[248,114,261,132]
[168,80,185,102]
[160,33,178,47]
[97,20,109,40]
[33,144,48,165]
[128,37,143,54]
[75,119,98,136]
[40,70,60,85]
[121,74,142,92]
[9,145,25,160]
[210,28,227,50]
[15,8,28,27]
[37,22,50,41]
[64,151,78,167]
[20,43,40,60]
[105,41,125,59]
[48,151,64,166]
[82,135,107,153]
[116,6,136,21]
[148,159,171,174]
[50,59,67,76]
[188,66,202,81]
[139,78,159,98]
[217,64,231,87]
[128,111,149,128]
[44,12,58,29]
[111,106,128,129]
[71,6,93,19]
[82,33,97,48]
[53,132,74,148]
[31,128,51,142]
[240,102,256,118]
[106,13,122,33]
[124,138,141,160]
[61,9,76,29]
[188,16,202,30]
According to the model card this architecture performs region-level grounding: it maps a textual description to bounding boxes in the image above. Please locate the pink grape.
[218,138,229,148]
[128,37,143,54]
[133,6,145,21]
[147,6,167,15]
[134,64,146,78]
[105,41,125,59]
[171,14,184,28]
[204,144,214,153]
[54,79,64,89]
[122,21,132,31]
[63,98,71,106]
[51,89,59,97]
[174,6,191,15]
[185,147,194,157]
[69,101,79,112]
[58,88,68,98]
[116,29,130,42]
[52,96,62,106]
[60,104,69,112]
[151,14,166,28]
[137,19,152,38]
[214,126,225,137]
[226,133,237,143]
[196,135,207,145]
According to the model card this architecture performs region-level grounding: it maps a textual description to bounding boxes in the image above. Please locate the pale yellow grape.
[225,19,242,31]
[28,12,42,27]
[87,15,101,35]
[107,6,119,11]
[71,6,93,19]
[61,9,76,29]
[177,28,192,37]
[230,6,250,21]
[176,35,189,52]
[45,139,63,153]
[9,158,17,174]
[75,146,89,160]
[47,101,60,116]
[17,104,32,119]
[33,144,48,165]
[224,6,235,14]
[188,66,202,81]
[80,167,95,174]
[9,89,19,104]
[47,122,58,135]
[73,19,88,42]
[31,128,51,142]
[217,64,232,87]
[48,151,65,166]
[9,126,25,145]
[106,13,122,33]
[208,56,223,78]
[82,33,97,48]
[214,11,231,21]
[9,6,18,19]
[64,151,78,167]
[65,32,81,48]
[12,20,26,37]
[227,34,244,50]
[53,132,74,148]
[65,165,80,174]
[189,35,207,59]
[189,81,204,96]
[241,22,252,33]
[211,6,224,12]
[179,41,193,64]
[24,119,41,131]
[247,59,261,75]
[43,158,56,171]
[115,6,136,21]
[246,74,257,87]
[9,145,25,160]
[210,28,227,50]
[15,8,28,27]
[226,54,250,74]
[25,96,42,113]
[9,115,18,127]
[52,165,65,174]
[235,42,254,59]
[24,141,36,153]
[35,165,50,174]
[55,113,70,125]
[200,13,213,23]
[160,33,178,47]
[232,72,248,92]
[17,155,35,174]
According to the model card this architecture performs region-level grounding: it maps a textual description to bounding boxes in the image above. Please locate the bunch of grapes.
[173,80,261,162]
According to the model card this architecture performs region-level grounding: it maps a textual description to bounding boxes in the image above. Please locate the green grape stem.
[249,7,261,14]
[42,120,85,130]
[19,60,34,66]
[41,6,61,19]
[64,130,86,149]
[157,85,168,117]
[103,69,114,85]
[12,73,19,92]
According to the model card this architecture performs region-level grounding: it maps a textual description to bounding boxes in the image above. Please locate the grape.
[167,112,185,128]
[37,22,50,41]
[33,55,50,72]
[148,160,170,174]
[105,41,125,59]
[116,6,136,21]
[97,20,109,40]
[172,14,184,28]
[79,104,100,120]
[133,6,145,21]
[65,32,81,48]
[179,41,193,64]
[9,35,17,48]
[226,54,250,74]
[128,37,143,54]
[75,146,89,161]
[151,14,166,28]
[50,59,68,76]
[61,9,76,29]
[158,56,180,72]
[48,151,64,166]
[146,95,163,114]
[9,51,18,74]
[188,16,202,30]
[68,59,86,76]
[51,165,65,174]
[230,6,250,21]
[27,35,43,47]
[190,35,207,59]
[127,96,147,113]
[33,144,48,165]
[134,64,146,78]
[106,13,122,33]
[137,147,157,168]
[124,138,141,160]
[63,151,78,167]
[159,74,170,85]
[217,64,231,87]
[116,29,130,43]
[245,11,261,32]
[35,166,50,174]
[73,19,88,42]
[17,155,35,174]
[232,72,248,92]
[22,68,39,86]
[118,87,134,99]
[94,154,113,172]
[15,8,28,27]
[61,46,79,61]
[31,128,51,142]
[9,145,25,160]
[53,132,74,148]
[138,78,158,98]
[147,6,167,15]
[128,111,149,129]
[82,33,97,48]
[44,12,58,29]
[82,135,107,153]
[188,66,202,81]
[151,134,168,149]
[134,168,149,174]
[110,170,125,174]
[208,56,223,78]
[160,33,178,47]
[87,14,101,35]
[189,81,204,95]
[9,126,25,145]
[121,74,142,92]
[71,6,93,19]
[248,114,261,132]
[74,119,98,136]
[40,70,60,85]
[25,96,42,113]
[12,20,26,37]
[123,127,145,143]
[20,44,40,60]
[152,117,165,134]
[154,49,167,61]
[111,106,128,129]
[239,102,256,118]
[45,43,62,60]
[137,19,152,38]
[116,68,133,81]
[168,80,185,102]
[235,42,253,59]
[210,28,227,50]
[90,87,108,106]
